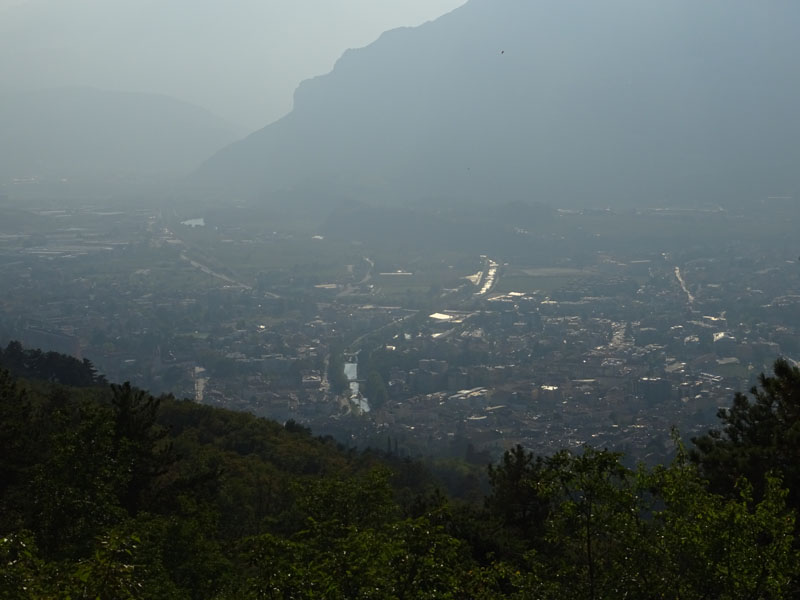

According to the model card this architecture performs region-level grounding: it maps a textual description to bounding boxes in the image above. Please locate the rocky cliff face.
[198,0,800,208]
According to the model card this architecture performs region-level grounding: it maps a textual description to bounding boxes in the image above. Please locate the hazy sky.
[0,0,467,133]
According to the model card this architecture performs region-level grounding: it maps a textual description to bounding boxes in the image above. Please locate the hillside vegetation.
[1,346,799,598]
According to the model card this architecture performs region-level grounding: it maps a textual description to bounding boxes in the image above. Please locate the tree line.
[1,351,799,598]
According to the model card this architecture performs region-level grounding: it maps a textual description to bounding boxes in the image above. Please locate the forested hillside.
[1,347,799,598]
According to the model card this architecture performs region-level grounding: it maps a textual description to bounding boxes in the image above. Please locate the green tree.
[0,369,34,509]
[531,448,650,600]
[29,400,125,558]
[485,444,554,547]
[653,445,799,599]
[230,472,474,599]
[110,382,174,514]
[0,532,46,600]
[691,358,800,507]
[494,443,799,599]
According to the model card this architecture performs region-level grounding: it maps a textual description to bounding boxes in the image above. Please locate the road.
[163,224,274,293]
[180,252,252,290]
[674,266,694,304]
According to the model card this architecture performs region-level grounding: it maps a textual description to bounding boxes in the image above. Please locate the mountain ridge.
[197,0,800,208]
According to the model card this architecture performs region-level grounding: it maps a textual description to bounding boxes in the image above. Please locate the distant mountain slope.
[0,87,239,183]
[0,0,466,132]
[198,0,800,207]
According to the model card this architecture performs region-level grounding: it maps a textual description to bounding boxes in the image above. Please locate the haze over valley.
[0,0,466,132]
[0,86,239,184]
[3,0,799,453]
[3,0,798,210]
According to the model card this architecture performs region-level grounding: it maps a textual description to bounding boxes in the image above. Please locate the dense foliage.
[0,341,106,387]
[691,358,800,507]
[1,354,800,598]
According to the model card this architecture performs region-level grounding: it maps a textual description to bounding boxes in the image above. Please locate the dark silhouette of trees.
[0,340,106,387]
[110,382,174,514]
[692,358,800,508]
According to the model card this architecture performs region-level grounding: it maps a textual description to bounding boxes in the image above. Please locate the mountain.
[0,0,466,132]
[0,86,239,183]
[197,0,800,208]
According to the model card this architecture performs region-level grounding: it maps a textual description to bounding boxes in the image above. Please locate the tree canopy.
[692,358,800,508]
[1,356,799,598]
